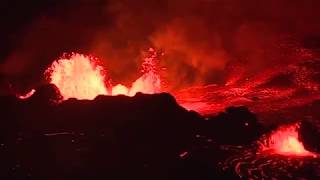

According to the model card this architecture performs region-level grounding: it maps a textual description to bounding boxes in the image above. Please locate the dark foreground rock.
[204,106,265,145]
[0,84,267,179]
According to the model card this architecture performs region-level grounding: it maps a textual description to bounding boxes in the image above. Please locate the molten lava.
[46,48,161,100]
[46,53,108,100]
[260,123,315,157]
[112,84,129,96]
[125,49,161,96]
[111,48,161,96]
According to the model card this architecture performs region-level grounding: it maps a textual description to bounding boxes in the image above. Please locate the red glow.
[46,49,161,100]
[260,123,315,157]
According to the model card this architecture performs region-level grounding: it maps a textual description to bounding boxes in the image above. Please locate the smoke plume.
[1,0,320,92]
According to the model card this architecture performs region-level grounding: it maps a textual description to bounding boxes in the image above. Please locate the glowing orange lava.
[260,123,315,157]
[111,48,161,96]
[46,49,161,100]
[46,53,108,100]
[112,84,129,96]
[127,48,161,96]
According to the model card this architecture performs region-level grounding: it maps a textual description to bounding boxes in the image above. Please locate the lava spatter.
[45,49,161,100]
[46,53,108,100]
[222,123,319,179]
[126,48,161,96]
[259,123,315,157]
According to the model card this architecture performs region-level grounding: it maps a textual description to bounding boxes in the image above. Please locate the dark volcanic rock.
[0,84,207,179]
[28,83,62,103]
[299,100,320,153]
[0,84,259,179]
[204,106,265,145]
[300,118,320,153]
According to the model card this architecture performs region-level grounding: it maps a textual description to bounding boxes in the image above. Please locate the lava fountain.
[223,122,318,179]
[45,48,161,100]
[123,48,161,96]
[259,123,315,157]
[46,53,108,100]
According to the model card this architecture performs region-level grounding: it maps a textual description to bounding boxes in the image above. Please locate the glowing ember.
[46,53,108,100]
[18,89,36,99]
[260,123,315,156]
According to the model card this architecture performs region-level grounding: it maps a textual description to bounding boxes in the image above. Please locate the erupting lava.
[46,53,108,100]
[45,48,161,100]
[260,123,315,156]
[125,49,161,96]
[223,123,319,179]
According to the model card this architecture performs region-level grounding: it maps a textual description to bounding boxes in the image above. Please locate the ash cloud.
[1,0,320,92]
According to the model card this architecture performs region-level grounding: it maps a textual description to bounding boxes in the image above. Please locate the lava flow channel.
[45,49,161,100]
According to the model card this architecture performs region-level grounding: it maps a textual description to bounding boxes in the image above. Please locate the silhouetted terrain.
[0,84,270,179]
